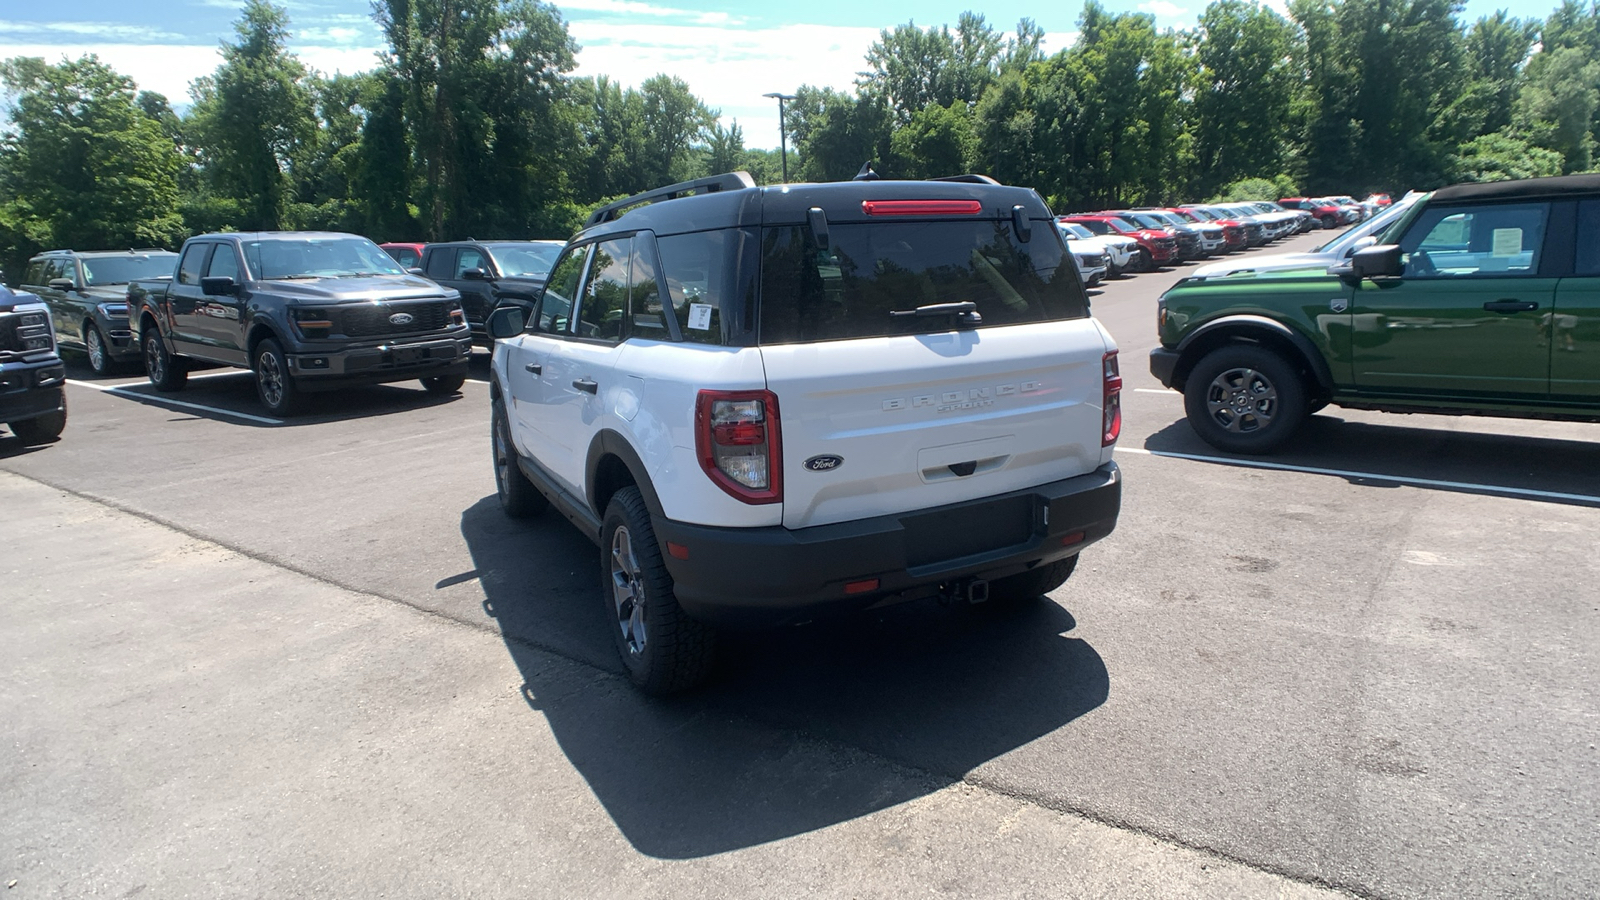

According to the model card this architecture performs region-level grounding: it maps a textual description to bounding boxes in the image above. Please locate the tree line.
[2,0,1598,280]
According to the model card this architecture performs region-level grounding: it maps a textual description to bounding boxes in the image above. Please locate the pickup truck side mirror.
[48,278,75,292]
[407,267,426,276]
[1350,244,1404,279]
[461,267,491,281]
[200,275,238,296]
[486,305,525,338]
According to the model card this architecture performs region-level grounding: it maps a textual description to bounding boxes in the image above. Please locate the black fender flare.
[243,312,291,360]
[1174,314,1335,396]
[585,429,666,520]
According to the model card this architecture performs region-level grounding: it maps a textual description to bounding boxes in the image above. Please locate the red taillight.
[1102,350,1122,446]
[696,389,782,504]
[862,199,983,216]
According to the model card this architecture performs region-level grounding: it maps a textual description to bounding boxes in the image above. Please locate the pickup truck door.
[453,246,499,332]
[165,242,213,351]
[189,242,249,364]
[503,244,588,473]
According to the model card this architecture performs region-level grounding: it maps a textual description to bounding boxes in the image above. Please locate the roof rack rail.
[928,174,1001,185]
[585,171,756,227]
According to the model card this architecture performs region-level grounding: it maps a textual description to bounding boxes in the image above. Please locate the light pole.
[763,92,797,183]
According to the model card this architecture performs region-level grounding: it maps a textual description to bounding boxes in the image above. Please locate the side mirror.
[48,278,75,292]
[1342,236,1377,259]
[407,267,425,276]
[1350,244,1404,280]
[461,267,491,281]
[487,305,525,339]
[200,275,238,296]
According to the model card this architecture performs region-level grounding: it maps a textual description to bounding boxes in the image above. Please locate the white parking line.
[66,379,283,426]
[1133,388,1174,394]
[1116,445,1600,505]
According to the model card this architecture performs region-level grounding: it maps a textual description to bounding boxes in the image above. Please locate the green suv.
[1150,173,1600,453]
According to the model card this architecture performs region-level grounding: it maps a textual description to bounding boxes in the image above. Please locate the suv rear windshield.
[758,220,1087,345]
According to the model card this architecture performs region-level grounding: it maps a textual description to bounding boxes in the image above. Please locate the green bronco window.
[1400,203,1549,278]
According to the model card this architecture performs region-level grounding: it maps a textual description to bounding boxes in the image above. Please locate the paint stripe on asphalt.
[66,379,284,426]
[1116,445,1600,505]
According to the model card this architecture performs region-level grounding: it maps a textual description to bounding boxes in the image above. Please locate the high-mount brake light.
[1102,350,1123,446]
[696,389,782,504]
[862,200,983,216]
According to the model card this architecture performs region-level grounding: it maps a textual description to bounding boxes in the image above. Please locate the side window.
[538,246,587,334]
[1400,203,1549,278]
[23,261,45,285]
[630,234,670,337]
[206,245,242,282]
[576,238,630,342]
[177,244,210,286]
[661,229,732,345]
[424,247,456,281]
[456,248,487,278]
[1577,200,1600,277]
[41,259,68,284]
[394,248,419,268]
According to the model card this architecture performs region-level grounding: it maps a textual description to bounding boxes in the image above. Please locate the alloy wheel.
[1204,366,1278,434]
[257,350,285,407]
[609,525,647,656]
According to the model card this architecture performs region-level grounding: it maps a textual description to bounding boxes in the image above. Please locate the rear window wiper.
[889,301,983,326]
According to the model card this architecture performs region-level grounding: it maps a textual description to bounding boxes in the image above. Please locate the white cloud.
[1137,1,1190,19]
[295,26,366,45]
[0,20,181,40]
[0,42,221,100]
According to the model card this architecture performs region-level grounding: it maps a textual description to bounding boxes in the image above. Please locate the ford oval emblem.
[804,454,843,472]
[389,312,415,325]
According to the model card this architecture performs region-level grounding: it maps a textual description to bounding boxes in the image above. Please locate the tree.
[187,0,316,230]
[1514,47,1600,173]
[637,74,716,186]
[890,101,976,179]
[1462,12,1537,136]
[787,86,893,183]
[1192,1,1300,197]
[704,121,746,176]
[1451,131,1564,182]
[0,55,184,276]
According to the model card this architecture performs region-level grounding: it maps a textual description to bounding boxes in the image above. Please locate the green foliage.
[889,102,976,178]
[1514,47,1600,173]
[1212,177,1286,201]
[1451,130,1565,182]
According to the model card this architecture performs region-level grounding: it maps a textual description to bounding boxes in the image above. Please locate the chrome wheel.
[1204,366,1278,434]
[87,325,106,372]
[609,525,647,656]
[145,334,164,382]
[492,413,511,497]
[257,349,285,408]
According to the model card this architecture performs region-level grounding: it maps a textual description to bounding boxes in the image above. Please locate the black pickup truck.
[419,240,563,347]
[0,284,68,443]
[127,232,472,416]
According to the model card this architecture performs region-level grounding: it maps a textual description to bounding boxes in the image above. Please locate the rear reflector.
[1061,531,1086,546]
[862,200,983,216]
[844,578,880,594]
[666,542,690,560]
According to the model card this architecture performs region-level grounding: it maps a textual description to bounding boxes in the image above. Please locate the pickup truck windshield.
[82,254,178,286]
[242,237,406,280]
[486,243,562,278]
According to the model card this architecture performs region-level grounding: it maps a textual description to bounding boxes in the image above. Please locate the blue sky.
[0,0,1563,149]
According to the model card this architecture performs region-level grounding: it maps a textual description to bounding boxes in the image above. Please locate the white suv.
[486,172,1124,693]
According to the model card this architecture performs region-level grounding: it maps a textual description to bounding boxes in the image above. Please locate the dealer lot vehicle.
[1191,192,1423,280]
[1060,221,1137,276]
[22,249,176,375]
[1065,214,1177,270]
[378,242,426,269]
[127,232,472,416]
[1061,229,1110,286]
[488,171,1124,694]
[421,240,565,347]
[1151,173,1600,453]
[0,285,68,443]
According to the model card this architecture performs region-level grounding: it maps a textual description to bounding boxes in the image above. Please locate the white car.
[487,172,1125,694]
[1059,222,1136,276]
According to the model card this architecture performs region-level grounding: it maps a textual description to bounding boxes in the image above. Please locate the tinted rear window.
[758,220,1088,345]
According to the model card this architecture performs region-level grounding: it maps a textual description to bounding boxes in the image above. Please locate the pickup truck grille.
[338,301,451,337]
[0,310,55,358]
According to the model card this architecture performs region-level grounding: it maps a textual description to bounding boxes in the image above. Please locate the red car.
[1168,207,1247,252]
[1061,214,1178,270]
[378,242,426,269]
[1278,198,1346,230]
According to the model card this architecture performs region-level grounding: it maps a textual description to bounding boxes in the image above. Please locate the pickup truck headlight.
[291,308,334,339]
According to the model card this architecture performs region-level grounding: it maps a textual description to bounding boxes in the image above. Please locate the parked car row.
[1058,198,1333,276]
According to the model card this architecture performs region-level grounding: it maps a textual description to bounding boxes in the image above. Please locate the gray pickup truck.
[127,232,472,416]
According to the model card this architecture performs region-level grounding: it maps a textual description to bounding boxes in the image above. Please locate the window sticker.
[1491,228,1522,257]
[687,303,713,331]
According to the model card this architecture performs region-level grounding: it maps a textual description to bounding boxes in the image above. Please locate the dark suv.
[420,240,565,347]
[22,249,178,374]
[1152,173,1600,453]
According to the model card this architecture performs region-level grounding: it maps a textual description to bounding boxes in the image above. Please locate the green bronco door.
[1552,199,1600,402]
[1350,201,1554,399]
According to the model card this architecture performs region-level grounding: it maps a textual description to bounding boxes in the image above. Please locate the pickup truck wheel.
[9,397,67,445]
[421,372,466,394]
[602,486,716,695]
[988,555,1078,604]
[86,322,115,375]
[492,400,547,518]
[1136,249,1153,272]
[1183,345,1308,454]
[143,329,187,391]
[253,338,303,416]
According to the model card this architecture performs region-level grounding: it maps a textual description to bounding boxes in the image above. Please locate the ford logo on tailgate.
[804,455,843,472]
[389,312,415,326]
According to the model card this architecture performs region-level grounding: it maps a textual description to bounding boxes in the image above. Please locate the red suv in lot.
[1278,198,1346,230]
[1062,215,1178,270]
[1168,207,1247,252]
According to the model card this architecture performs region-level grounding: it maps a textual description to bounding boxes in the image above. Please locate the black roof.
[1432,173,1600,203]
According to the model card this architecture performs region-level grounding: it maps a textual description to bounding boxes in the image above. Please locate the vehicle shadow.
[1141,414,1600,506]
[458,495,1109,859]
[92,375,472,427]
[0,435,54,458]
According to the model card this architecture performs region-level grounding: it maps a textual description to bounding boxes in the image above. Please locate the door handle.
[1482,300,1538,313]
[572,378,598,394]
[524,363,542,375]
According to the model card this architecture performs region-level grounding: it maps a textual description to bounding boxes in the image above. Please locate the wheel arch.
[1172,315,1333,399]
[586,430,666,522]
[245,318,290,360]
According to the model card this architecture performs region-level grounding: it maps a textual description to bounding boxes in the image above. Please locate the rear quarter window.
[757,219,1088,345]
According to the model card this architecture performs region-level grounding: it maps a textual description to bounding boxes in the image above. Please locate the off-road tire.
[492,398,547,519]
[422,372,467,394]
[9,398,67,444]
[252,338,303,416]
[987,555,1078,604]
[601,486,716,695]
[1183,344,1309,454]
[143,328,188,392]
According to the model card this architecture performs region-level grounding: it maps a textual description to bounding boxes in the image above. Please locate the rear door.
[1552,199,1600,403]
[166,243,213,351]
[755,213,1112,530]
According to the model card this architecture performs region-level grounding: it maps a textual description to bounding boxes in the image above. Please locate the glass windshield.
[243,237,405,280]
[758,219,1088,345]
[486,242,563,278]
[1314,199,1417,252]
[81,254,178,286]
[1127,214,1169,229]
[1105,217,1141,234]
[1061,223,1095,240]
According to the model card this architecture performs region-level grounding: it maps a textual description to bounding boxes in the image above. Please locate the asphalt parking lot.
[3,229,1597,898]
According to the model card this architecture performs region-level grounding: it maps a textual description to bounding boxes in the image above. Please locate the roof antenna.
[853,161,880,182]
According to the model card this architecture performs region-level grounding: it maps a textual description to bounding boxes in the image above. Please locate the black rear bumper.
[654,463,1121,627]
